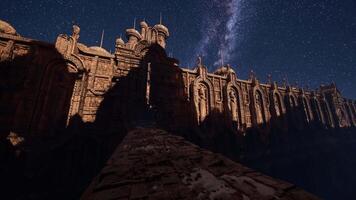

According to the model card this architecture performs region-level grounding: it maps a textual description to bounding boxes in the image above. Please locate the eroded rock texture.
[81,128,319,200]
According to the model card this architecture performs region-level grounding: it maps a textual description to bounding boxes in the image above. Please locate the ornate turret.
[115,37,125,47]
[153,24,169,48]
[125,28,142,49]
[140,20,148,39]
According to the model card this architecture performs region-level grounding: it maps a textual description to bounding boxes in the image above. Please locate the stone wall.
[0,18,355,141]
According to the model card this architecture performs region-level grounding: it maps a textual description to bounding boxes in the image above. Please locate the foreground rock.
[81,128,319,200]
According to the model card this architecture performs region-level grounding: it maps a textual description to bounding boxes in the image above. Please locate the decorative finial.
[249,69,255,80]
[197,55,203,66]
[267,74,272,84]
[72,25,80,40]
[133,18,136,29]
[282,78,286,87]
[100,29,105,48]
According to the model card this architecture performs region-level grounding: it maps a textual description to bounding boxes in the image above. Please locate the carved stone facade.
[0,19,355,141]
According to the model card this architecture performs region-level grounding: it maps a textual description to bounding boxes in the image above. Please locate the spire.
[160,12,162,24]
[100,29,105,48]
[133,17,136,29]
[249,69,255,80]
[267,74,272,84]
[284,73,289,86]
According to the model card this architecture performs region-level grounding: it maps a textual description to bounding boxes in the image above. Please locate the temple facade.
[1,19,356,141]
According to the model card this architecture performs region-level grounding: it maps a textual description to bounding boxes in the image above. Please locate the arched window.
[255,90,266,124]
[312,98,324,124]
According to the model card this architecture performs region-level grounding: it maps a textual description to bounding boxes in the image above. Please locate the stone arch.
[321,99,334,128]
[284,93,301,128]
[252,87,267,125]
[64,54,85,72]
[139,42,168,63]
[301,96,312,123]
[225,82,245,130]
[288,93,298,108]
[271,91,284,118]
[191,77,215,124]
[134,40,150,56]
[311,97,325,125]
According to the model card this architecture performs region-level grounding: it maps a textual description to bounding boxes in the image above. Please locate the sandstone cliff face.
[81,128,319,200]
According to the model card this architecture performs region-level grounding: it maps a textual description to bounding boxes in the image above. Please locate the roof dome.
[140,21,148,28]
[116,37,125,46]
[89,46,111,55]
[0,20,17,35]
[125,28,142,40]
[214,65,235,76]
[153,24,169,37]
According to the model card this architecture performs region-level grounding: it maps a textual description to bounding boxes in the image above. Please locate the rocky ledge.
[81,128,319,200]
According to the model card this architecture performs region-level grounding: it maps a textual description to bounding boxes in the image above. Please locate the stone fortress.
[1,18,356,199]
[0,19,355,140]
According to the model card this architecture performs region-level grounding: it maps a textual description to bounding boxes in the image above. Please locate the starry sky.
[1,0,355,98]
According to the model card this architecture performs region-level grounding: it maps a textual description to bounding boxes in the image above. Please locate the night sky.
[1,0,355,98]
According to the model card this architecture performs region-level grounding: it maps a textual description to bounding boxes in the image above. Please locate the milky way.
[193,0,248,68]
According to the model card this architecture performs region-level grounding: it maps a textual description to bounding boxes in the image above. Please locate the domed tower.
[125,28,142,49]
[115,36,125,47]
[140,20,148,39]
[153,23,169,48]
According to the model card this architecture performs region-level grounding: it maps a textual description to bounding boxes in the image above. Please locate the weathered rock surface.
[81,128,319,200]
